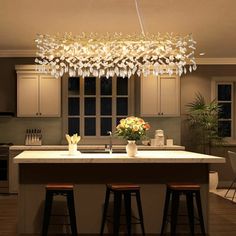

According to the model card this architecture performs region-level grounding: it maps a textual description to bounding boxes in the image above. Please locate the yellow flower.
[133,125,139,132]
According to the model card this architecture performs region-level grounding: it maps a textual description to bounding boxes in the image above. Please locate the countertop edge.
[10,145,185,151]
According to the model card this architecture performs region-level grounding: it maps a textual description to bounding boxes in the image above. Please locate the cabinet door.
[17,75,39,117]
[140,75,158,116]
[159,76,180,116]
[39,75,61,117]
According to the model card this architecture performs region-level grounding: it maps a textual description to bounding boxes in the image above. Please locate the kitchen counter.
[10,144,185,151]
[14,150,224,164]
[15,150,225,235]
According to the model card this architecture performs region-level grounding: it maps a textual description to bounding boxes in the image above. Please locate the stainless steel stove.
[0,143,12,193]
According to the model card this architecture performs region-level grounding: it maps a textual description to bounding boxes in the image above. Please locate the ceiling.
[0,0,236,58]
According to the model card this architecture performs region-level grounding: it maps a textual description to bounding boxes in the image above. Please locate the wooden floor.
[0,193,236,235]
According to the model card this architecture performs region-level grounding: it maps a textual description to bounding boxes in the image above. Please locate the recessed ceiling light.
[199,52,205,56]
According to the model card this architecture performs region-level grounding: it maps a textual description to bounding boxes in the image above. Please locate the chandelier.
[35,1,197,78]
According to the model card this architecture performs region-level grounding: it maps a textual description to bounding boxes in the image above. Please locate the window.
[217,83,233,137]
[67,76,131,138]
[211,77,235,139]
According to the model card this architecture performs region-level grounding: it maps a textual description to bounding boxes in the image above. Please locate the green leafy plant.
[186,92,224,154]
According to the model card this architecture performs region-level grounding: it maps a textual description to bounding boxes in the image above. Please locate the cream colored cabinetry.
[140,74,180,117]
[16,65,61,117]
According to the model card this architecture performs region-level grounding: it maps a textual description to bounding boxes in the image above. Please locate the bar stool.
[160,183,206,236]
[100,184,145,236]
[42,184,78,236]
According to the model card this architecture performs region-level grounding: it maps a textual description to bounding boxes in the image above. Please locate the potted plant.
[115,116,150,157]
[186,92,224,154]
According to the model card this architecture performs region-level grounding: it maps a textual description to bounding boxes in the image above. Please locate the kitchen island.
[14,150,225,235]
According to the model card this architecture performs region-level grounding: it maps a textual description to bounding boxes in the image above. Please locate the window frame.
[62,75,134,144]
[211,77,236,141]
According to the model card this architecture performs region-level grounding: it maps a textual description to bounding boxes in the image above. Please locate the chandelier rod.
[134,0,146,36]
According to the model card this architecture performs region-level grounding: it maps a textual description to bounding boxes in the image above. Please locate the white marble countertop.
[10,144,185,151]
[14,150,225,164]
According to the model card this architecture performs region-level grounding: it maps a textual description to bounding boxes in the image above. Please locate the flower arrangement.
[65,133,81,144]
[115,116,150,141]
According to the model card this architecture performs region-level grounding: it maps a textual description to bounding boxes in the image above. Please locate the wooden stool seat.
[107,183,140,191]
[42,183,77,236]
[100,184,145,236]
[167,183,200,191]
[46,183,74,190]
[161,183,205,236]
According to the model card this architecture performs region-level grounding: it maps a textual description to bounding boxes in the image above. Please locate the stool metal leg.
[195,191,206,235]
[124,192,132,236]
[135,190,145,236]
[100,188,110,235]
[170,192,180,236]
[186,192,195,235]
[113,192,122,236]
[161,188,171,235]
[66,190,78,236]
[42,191,53,236]
[224,177,236,198]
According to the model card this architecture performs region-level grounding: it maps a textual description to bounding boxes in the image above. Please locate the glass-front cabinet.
[68,76,130,137]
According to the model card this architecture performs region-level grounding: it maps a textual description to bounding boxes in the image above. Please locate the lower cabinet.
[9,150,21,193]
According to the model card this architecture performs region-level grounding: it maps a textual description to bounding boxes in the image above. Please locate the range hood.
[0,111,15,117]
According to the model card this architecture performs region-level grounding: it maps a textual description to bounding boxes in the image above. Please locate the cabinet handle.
[36,112,38,115]
[161,112,164,115]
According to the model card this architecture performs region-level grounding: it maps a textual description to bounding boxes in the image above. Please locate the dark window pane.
[68,98,80,115]
[117,77,128,95]
[85,118,96,136]
[218,103,231,119]
[116,117,126,126]
[68,77,80,95]
[101,98,112,115]
[218,121,231,137]
[101,77,112,95]
[117,98,128,115]
[101,118,112,136]
[218,84,231,101]
[84,77,96,95]
[85,98,96,115]
[68,118,80,136]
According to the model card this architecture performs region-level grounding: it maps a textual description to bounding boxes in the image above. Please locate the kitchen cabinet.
[16,65,61,117]
[140,74,180,117]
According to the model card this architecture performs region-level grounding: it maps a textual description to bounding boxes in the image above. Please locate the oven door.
[0,154,9,193]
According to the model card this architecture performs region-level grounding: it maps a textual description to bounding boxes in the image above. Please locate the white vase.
[126,140,137,157]
[68,143,77,155]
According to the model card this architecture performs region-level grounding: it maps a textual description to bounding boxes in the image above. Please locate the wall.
[0,58,62,144]
[0,58,181,145]
[0,58,235,185]
[180,65,236,186]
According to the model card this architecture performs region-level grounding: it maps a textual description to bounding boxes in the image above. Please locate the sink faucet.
[105,131,112,154]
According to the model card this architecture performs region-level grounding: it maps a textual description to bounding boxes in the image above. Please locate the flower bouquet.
[115,116,150,157]
[115,116,150,141]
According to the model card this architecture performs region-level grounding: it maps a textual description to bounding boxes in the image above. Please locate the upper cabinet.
[16,65,61,117]
[140,74,180,117]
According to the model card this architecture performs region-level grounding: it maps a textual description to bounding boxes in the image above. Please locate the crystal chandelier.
[35,1,197,78]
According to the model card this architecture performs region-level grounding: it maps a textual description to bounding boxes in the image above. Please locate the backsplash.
[0,116,180,145]
[0,117,62,145]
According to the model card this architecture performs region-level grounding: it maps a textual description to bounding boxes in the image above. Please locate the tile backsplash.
[0,117,62,144]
